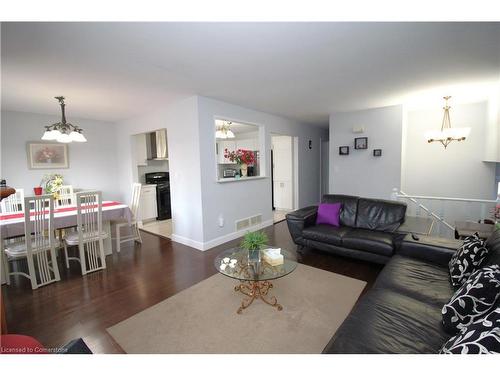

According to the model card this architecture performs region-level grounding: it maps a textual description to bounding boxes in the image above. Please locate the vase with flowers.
[40,173,64,200]
[224,149,256,177]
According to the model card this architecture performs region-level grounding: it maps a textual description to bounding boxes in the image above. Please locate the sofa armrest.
[397,235,462,267]
[286,206,318,245]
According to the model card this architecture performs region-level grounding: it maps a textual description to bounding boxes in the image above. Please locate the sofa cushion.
[373,255,454,306]
[322,194,359,227]
[316,202,341,227]
[442,265,500,334]
[302,225,351,246]
[440,306,500,354]
[322,289,450,353]
[355,198,406,232]
[449,233,488,287]
[342,229,395,257]
[485,229,500,266]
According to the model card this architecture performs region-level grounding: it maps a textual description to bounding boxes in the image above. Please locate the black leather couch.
[286,195,407,264]
[322,228,500,353]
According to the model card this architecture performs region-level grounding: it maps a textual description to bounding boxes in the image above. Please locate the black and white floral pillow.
[440,307,500,354]
[442,265,500,334]
[449,233,488,287]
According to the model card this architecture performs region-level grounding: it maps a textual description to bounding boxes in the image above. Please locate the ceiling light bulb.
[42,130,54,140]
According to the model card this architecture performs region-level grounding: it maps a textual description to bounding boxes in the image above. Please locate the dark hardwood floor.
[1,221,382,353]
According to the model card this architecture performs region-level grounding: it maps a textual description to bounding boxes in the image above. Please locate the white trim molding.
[171,219,274,251]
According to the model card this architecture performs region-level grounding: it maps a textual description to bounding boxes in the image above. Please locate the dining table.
[0,200,132,258]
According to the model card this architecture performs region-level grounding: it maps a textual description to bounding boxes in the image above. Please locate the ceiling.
[1,22,499,126]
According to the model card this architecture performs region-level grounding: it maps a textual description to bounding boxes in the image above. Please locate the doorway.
[271,134,295,223]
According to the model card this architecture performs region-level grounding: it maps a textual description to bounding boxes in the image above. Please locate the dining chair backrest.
[76,191,103,241]
[24,194,60,288]
[130,183,142,219]
[1,188,24,213]
[56,185,74,208]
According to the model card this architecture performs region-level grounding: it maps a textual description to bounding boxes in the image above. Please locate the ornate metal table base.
[234,281,283,314]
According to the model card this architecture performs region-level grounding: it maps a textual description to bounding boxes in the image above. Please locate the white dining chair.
[114,183,142,253]
[2,195,61,289]
[63,191,107,275]
[0,188,24,213]
[55,185,74,208]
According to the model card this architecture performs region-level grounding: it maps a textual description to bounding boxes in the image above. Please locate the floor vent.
[235,214,262,231]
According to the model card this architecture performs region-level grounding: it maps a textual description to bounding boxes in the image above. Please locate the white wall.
[403,101,496,200]
[197,96,328,246]
[114,96,205,247]
[271,135,293,210]
[329,105,403,199]
[1,110,120,200]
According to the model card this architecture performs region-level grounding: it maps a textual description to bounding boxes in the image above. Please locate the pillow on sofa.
[449,233,488,287]
[316,203,342,227]
[440,306,500,354]
[442,265,500,334]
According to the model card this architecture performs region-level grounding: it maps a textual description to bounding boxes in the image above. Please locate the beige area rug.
[107,264,366,353]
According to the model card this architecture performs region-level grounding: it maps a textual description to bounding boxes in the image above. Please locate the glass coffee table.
[214,247,297,314]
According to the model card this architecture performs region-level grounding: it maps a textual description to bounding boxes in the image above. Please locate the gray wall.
[1,110,120,200]
[403,101,496,200]
[197,96,328,245]
[114,96,205,247]
[329,105,403,199]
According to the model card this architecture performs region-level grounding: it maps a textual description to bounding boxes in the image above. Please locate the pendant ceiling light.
[42,96,87,143]
[215,121,235,139]
[425,96,470,149]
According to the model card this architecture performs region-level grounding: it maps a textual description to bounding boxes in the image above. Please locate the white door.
[272,135,293,210]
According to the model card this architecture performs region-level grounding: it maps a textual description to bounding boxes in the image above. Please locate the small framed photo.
[339,146,349,155]
[27,142,69,169]
[354,137,368,150]
[373,149,382,157]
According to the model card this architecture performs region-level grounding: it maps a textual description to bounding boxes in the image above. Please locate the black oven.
[145,172,171,220]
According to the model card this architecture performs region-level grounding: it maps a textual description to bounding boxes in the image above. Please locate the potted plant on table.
[241,230,269,264]
[224,149,256,177]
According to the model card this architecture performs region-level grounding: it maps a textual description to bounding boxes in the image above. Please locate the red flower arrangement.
[224,149,256,166]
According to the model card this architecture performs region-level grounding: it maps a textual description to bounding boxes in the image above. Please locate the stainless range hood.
[146,129,168,160]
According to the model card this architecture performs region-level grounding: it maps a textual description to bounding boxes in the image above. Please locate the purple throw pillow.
[316,203,342,227]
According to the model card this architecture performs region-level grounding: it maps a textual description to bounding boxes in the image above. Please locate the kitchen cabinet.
[134,134,148,166]
[138,185,157,223]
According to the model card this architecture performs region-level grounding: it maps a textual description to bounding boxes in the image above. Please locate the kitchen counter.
[216,176,267,183]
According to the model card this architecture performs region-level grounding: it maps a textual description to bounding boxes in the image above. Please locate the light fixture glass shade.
[69,131,87,142]
[57,133,72,143]
[215,129,226,139]
[226,130,235,138]
[42,129,61,140]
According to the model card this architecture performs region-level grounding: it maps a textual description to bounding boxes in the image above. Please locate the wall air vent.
[235,214,262,231]
[236,218,250,231]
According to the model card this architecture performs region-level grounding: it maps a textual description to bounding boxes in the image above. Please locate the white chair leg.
[63,242,70,269]
[78,243,87,275]
[26,252,38,290]
[99,238,106,269]
[135,224,142,244]
[115,224,121,253]
[50,247,61,282]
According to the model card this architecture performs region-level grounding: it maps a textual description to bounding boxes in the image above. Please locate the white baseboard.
[171,219,274,251]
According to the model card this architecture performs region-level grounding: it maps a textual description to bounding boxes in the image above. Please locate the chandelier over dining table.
[41,96,87,143]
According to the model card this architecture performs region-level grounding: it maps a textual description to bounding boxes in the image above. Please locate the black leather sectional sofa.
[286,194,407,264]
[322,229,500,353]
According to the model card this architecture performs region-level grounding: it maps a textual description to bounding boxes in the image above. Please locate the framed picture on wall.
[354,137,368,150]
[339,146,349,155]
[27,142,69,169]
[373,149,382,157]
